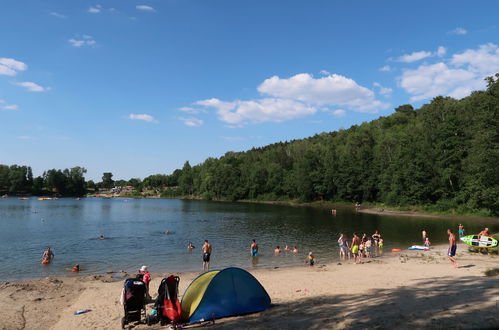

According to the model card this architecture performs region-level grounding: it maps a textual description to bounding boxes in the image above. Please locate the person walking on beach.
[447,229,459,268]
[42,247,54,263]
[351,233,361,264]
[250,239,258,257]
[338,233,350,260]
[202,240,212,271]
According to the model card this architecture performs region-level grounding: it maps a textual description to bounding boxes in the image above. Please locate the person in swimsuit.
[338,233,349,260]
[250,239,258,257]
[305,252,315,266]
[351,233,361,264]
[458,224,465,238]
[378,238,384,255]
[42,247,54,263]
[372,230,381,256]
[274,246,282,255]
[202,240,212,270]
[447,229,458,268]
[365,238,372,258]
[187,242,195,251]
[292,246,299,254]
[422,230,427,244]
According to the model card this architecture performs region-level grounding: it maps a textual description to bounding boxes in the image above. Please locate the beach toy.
[391,249,402,252]
[74,309,91,315]
[460,235,498,248]
[41,259,50,264]
[408,245,429,250]
[72,266,80,272]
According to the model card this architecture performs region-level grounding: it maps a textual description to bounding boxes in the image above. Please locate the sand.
[1,245,498,330]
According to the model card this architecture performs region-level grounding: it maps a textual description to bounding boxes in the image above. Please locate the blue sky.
[1,0,499,181]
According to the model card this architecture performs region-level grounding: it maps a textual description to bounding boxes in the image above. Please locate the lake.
[0,197,496,282]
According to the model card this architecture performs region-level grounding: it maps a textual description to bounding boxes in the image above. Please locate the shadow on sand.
[209,275,499,329]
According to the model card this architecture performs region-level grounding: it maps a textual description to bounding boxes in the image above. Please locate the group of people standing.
[337,231,384,264]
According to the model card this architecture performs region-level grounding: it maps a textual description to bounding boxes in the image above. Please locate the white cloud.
[0,101,18,110]
[319,70,331,76]
[373,82,393,97]
[68,36,96,47]
[258,73,389,113]
[50,12,66,19]
[197,98,316,125]
[449,27,467,35]
[0,58,27,76]
[398,50,432,63]
[88,5,102,14]
[332,109,346,117]
[437,46,447,57]
[399,43,499,101]
[379,65,391,72]
[136,5,156,12]
[178,117,203,127]
[177,106,205,114]
[15,81,49,92]
[128,113,158,123]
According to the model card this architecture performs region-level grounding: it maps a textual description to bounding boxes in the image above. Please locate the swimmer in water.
[99,235,105,240]
[163,230,174,235]
[292,246,299,254]
[42,247,54,263]
[284,245,290,251]
[187,242,195,250]
[72,264,80,272]
[250,239,258,257]
[274,246,282,255]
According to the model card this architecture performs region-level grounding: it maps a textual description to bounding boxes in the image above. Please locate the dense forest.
[2,75,498,215]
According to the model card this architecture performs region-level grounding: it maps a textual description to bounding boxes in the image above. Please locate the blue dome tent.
[181,267,271,323]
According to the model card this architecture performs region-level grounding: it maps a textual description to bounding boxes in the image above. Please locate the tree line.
[2,75,498,215]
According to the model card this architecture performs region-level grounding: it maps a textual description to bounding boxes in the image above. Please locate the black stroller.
[121,277,148,328]
[153,275,182,326]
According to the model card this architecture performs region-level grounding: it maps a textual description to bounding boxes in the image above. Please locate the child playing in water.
[292,246,299,254]
[274,246,282,254]
[305,252,315,266]
[379,238,384,255]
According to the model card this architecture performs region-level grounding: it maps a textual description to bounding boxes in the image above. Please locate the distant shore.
[2,244,498,329]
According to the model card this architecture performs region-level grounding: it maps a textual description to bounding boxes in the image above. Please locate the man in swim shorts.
[447,229,458,268]
[250,239,258,257]
[351,233,361,264]
[202,240,212,270]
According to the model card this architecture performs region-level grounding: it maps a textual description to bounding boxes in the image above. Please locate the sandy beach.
[1,244,498,330]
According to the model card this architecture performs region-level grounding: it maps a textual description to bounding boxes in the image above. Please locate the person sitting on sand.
[187,242,195,250]
[338,233,350,260]
[292,246,299,254]
[305,252,315,266]
[42,247,54,263]
[351,233,361,264]
[139,265,152,300]
[250,239,258,257]
[274,246,282,255]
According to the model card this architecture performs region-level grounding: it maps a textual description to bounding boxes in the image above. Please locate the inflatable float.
[391,248,402,252]
[41,259,50,265]
[460,235,498,248]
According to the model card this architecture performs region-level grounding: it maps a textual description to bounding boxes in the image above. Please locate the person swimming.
[72,264,80,272]
[163,230,174,235]
[274,246,282,254]
[42,247,54,263]
[187,242,195,250]
[292,246,299,254]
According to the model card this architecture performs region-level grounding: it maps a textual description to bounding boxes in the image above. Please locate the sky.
[1,0,499,181]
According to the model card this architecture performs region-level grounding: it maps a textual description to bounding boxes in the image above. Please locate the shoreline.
[2,244,498,329]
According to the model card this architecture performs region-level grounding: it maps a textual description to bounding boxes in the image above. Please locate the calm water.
[0,197,497,282]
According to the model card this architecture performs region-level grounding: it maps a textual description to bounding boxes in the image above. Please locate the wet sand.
[1,245,498,329]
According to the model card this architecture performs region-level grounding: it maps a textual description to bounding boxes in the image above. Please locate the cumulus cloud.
[196,98,317,125]
[178,117,203,127]
[136,5,156,12]
[68,35,96,47]
[436,46,447,57]
[398,50,432,63]
[177,106,205,114]
[332,109,346,117]
[128,113,158,123]
[379,65,391,72]
[257,73,389,113]
[15,81,50,92]
[373,82,393,97]
[88,5,102,14]
[449,27,467,35]
[0,58,27,76]
[399,43,499,101]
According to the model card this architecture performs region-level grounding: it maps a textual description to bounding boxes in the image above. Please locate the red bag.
[162,275,182,322]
